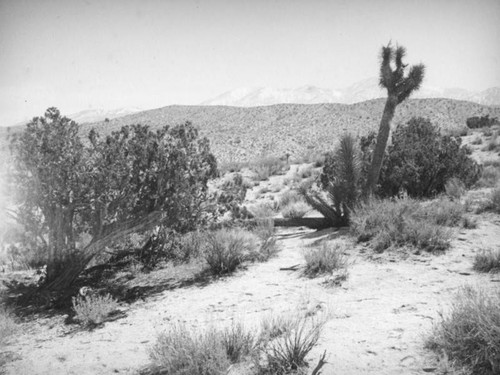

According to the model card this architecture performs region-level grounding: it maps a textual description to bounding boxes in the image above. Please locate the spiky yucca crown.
[379,43,425,104]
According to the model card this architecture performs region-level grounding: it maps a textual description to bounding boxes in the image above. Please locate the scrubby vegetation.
[350,197,468,253]
[378,117,481,198]
[426,285,500,375]
[466,114,498,129]
[473,248,500,273]
[72,293,119,327]
[303,242,348,277]
[147,311,328,375]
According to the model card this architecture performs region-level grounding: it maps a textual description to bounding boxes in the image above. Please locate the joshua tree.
[364,43,425,196]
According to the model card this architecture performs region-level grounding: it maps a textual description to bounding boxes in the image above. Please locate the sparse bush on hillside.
[378,117,482,198]
[426,285,500,375]
[250,156,289,181]
[302,134,361,226]
[473,248,500,273]
[350,197,455,253]
[466,114,498,129]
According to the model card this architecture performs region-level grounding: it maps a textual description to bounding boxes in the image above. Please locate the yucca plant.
[364,43,425,195]
[301,134,361,226]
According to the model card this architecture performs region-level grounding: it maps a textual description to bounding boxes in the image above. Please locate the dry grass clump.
[350,197,458,253]
[303,242,348,277]
[148,310,328,375]
[281,201,311,219]
[426,285,500,375]
[72,293,119,327]
[473,248,500,273]
[149,324,233,375]
[0,305,18,344]
[204,228,258,275]
[258,314,327,375]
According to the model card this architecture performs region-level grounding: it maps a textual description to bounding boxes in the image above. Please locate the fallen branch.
[279,264,301,271]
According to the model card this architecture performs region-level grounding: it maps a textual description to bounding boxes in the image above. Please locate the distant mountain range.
[201,77,500,107]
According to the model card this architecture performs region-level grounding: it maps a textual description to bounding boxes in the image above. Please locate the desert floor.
[1,206,499,375]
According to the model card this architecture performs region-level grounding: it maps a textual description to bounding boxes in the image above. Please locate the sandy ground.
[1,208,499,375]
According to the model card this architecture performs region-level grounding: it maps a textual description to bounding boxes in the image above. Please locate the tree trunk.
[42,211,163,292]
[364,95,398,196]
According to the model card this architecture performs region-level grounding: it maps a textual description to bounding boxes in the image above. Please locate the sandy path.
[2,214,499,375]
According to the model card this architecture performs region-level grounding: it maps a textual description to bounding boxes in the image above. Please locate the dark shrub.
[466,115,498,129]
[378,117,481,198]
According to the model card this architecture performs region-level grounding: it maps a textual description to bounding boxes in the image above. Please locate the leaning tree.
[364,43,425,196]
[10,108,218,291]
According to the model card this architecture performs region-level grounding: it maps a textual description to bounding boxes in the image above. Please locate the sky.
[0,0,499,126]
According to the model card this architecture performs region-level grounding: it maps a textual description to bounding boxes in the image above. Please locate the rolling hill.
[78,98,500,164]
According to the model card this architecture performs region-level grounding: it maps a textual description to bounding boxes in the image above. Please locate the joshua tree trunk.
[365,95,397,195]
[363,43,425,196]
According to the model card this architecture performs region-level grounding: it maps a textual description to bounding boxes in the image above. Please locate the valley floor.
[2,211,500,375]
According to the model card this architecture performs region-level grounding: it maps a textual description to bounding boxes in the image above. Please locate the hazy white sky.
[1,0,499,126]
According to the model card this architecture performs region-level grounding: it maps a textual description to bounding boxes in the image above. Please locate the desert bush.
[426,285,500,374]
[303,242,348,277]
[248,203,276,220]
[260,315,327,374]
[351,198,453,252]
[378,117,482,198]
[9,108,218,289]
[302,134,361,226]
[445,178,466,200]
[473,248,500,273]
[0,305,18,344]
[149,324,231,375]
[72,293,119,326]
[466,114,498,129]
[221,322,255,363]
[281,201,311,219]
[204,229,258,275]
